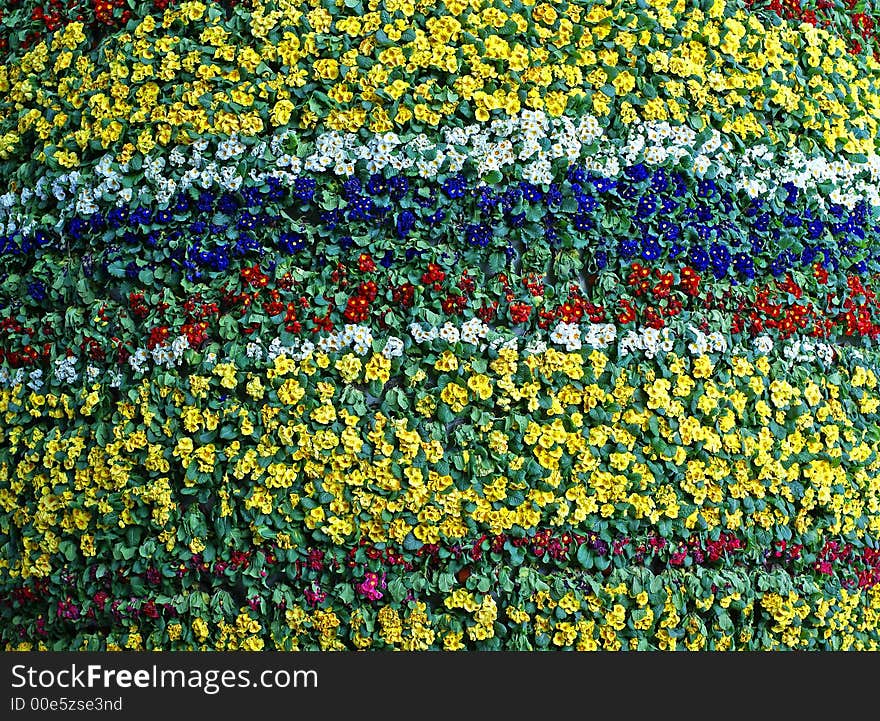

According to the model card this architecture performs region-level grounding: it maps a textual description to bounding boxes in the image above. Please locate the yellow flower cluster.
[22,571,876,651]
[2,347,880,583]
[3,0,880,168]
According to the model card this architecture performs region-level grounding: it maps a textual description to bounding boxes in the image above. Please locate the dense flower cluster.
[5,0,880,651]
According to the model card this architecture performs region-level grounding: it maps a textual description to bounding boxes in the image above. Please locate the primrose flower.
[439,322,461,344]
[382,336,404,359]
[754,335,774,355]
[129,349,149,374]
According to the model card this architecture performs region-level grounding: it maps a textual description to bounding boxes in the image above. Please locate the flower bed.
[4,0,880,650]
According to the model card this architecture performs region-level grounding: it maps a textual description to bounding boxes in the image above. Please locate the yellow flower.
[335,353,362,383]
[192,618,209,642]
[434,350,459,372]
[467,373,493,400]
[365,354,391,383]
[440,383,468,413]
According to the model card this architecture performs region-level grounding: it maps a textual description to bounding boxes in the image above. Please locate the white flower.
[409,323,429,343]
[27,369,44,392]
[439,322,460,344]
[692,154,711,175]
[688,336,708,356]
[754,335,774,355]
[53,356,79,383]
[524,339,547,355]
[550,321,581,351]
[318,334,343,354]
[129,349,149,374]
[707,331,727,353]
[294,341,316,360]
[382,336,404,359]
[460,318,488,345]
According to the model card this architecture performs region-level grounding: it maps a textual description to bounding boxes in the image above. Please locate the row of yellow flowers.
[2,343,880,582]
[2,0,879,171]
[9,567,880,651]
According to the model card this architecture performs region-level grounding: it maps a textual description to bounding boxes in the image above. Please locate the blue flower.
[265,177,286,202]
[577,195,599,213]
[366,174,387,196]
[658,219,680,241]
[750,234,764,254]
[442,175,467,199]
[592,177,617,194]
[342,177,362,199]
[465,223,493,247]
[733,252,754,279]
[695,203,713,223]
[197,192,215,213]
[800,245,818,266]
[572,214,593,231]
[566,166,587,184]
[636,195,656,219]
[688,245,710,272]
[414,192,435,209]
[279,232,306,254]
[242,187,263,208]
[477,187,499,213]
[625,164,649,183]
[236,213,257,231]
[770,252,791,277]
[27,281,46,302]
[347,196,376,222]
[661,197,679,215]
[619,183,639,202]
[640,236,662,261]
[672,173,687,197]
[388,176,409,200]
[107,207,128,229]
[501,187,522,212]
[808,219,824,239]
[88,213,106,233]
[697,180,718,198]
[650,169,669,193]
[217,193,239,214]
[618,239,639,260]
[519,182,542,203]
[709,242,730,279]
[130,207,152,226]
[235,234,262,256]
[753,212,770,233]
[396,210,417,238]
[293,177,317,203]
